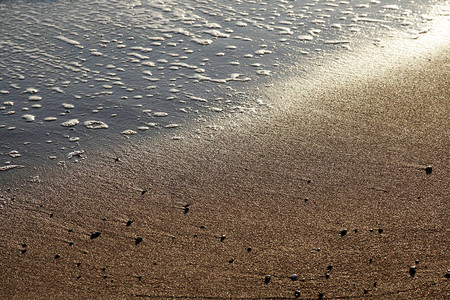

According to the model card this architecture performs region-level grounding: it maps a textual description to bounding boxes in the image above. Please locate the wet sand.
[1,30,450,298]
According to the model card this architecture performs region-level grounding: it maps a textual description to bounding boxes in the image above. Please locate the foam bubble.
[61,119,79,127]
[84,120,108,129]
[22,114,35,122]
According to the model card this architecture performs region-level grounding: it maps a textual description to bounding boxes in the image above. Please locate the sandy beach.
[1,21,450,299]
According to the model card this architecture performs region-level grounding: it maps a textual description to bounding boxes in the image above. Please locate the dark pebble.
[220,235,226,242]
[369,258,373,264]
[141,189,147,195]
[68,241,74,246]
[228,258,235,263]
[363,289,368,294]
[126,220,133,227]
[378,228,383,234]
[184,206,190,214]
[415,259,419,264]
[247,247,252,252]
[22,243,27,248]
[199,225,206,229]
[90,231,101,239]
[264,275,271,284]
[137,276,142,281]
[354,228,358,233]
[373,282,377,287]
[21,249,27,254]
[76,275,81,279]
[290,274,298,281]
[444,269,450,278]
[340,229,348,237]
[409,265,416,277]
[49,213,53,218]
[68,229,73,233]
[425,166,432,175]
[55,254,60,259]
[76,262,81,267]
[327,265,333,271]
[294,290,301,298]
[325,273,330,279]
[300,277,306,282]
[102,218,107,221]
[135,237,143,245]
[114,157,120,162]
[304,198,308,202]
[318,293,324,300]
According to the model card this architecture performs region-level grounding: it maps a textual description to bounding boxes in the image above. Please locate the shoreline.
[1,22,450,299]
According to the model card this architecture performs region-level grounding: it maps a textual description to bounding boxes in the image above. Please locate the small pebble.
[444,269,450,278]
[247,247,252,252]
[378,228,383,234]
[294,290,301,298]
[228,258,235,263]
[55,254,61,259]
[264,275,271,284]
[340,229,348,237]
[90,231,101,239]
[425,166,432,174]
[126,220,133,227]
[184,204,190,214]
[22,243,27,248]
[21,249,27,254]
[135,237,143,245]
[327,265,333,271]
[415,259,419,264]
[318,293,324,300]
[141,189,147,195]
[220,235,226,242]
[409,265,416,277]
[363,289,368,294]
[325,273,330,279]
[290,274,298,281]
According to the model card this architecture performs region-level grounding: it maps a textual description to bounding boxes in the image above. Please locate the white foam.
[61,119,79,127]
[84,120,108,129]
[22,114,35,122]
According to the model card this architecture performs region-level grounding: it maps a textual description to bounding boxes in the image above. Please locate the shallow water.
[0,0,443,172]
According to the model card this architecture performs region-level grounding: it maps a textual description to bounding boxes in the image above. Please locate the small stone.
[141,189,147,195]
[135,237,143,245]
[76,262,81,267]
[300,277,306,282]
[126,220,133,227]
[409,265,416,277]
[220,235,226,242]
[325,273,330,279]
[247,247,252,252]
[228,258,235,263]
[21,249,27,254]
[340,229,348,237]
[378,228,383,234]
[294,290,301,298]
[55,254,61,259]
[184,204,190,214]
[290,274,298,281]
[373,282,377,287]
[425,166,432,175]
[200,225,206,229]
[22,243,27,248]
[415,259,419,264]
[444,269,450,278]
[264,275,271,284]
[137,276,142,281]
[363,289,368,294]
[327,265,333,271]
[369,258,373,264]
[318,293,324,300]
[68,241,74,246]
[90,231,101,239]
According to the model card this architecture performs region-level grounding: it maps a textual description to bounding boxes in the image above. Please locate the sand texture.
[1,32,450,299]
